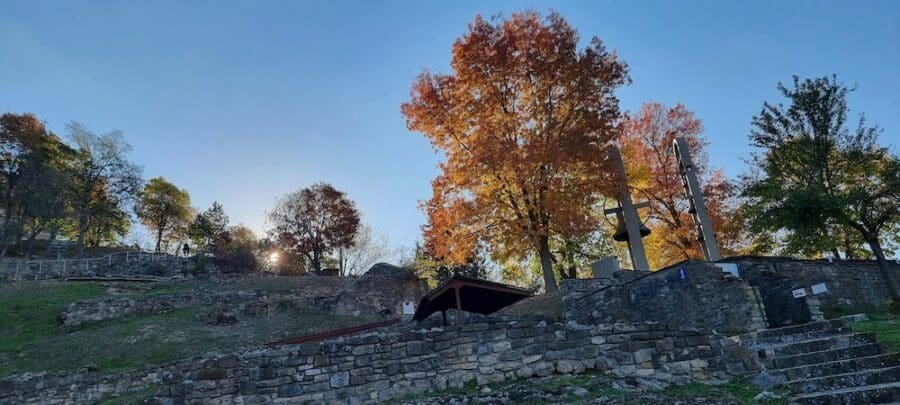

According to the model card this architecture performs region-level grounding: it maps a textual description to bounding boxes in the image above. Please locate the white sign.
[792,288,807,298]
[402,301,415,315]
[811,283,828,295]
[714,263,740,278]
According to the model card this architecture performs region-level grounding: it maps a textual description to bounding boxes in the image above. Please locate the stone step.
[773,343,886,369]
[786,366,900,394]
[774,353,900,381]
[769,333,877,357]
[741,327,853,349]
[751,319,847,340]
[790,381,900,405]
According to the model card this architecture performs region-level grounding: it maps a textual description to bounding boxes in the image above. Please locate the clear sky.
[2,1,898,249]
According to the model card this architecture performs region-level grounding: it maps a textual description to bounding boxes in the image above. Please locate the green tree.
[67,122,142,255]
[84,183,132,247]
[188,201,229,250]
[743,75,900,302]
[136,177,192,253]
[0,113,76,257]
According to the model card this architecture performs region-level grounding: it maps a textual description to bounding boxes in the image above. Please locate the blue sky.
[1,1,898,249]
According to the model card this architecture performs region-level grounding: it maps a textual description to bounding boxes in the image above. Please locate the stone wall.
[0,316,761,404]
[0,255,192,282]
[322,264,430,317]
[58,272,427,327]
[59,291,271,326]
[559,269,648,302]
[563,263,768,335]
[725,257,899,311]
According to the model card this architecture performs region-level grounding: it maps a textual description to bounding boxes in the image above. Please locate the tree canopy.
[620,102,739,267]
[67,122,143,255]
[402,11,629,293]
[743,75,900,301]
[136,177,192,253]
[268,182,360,272]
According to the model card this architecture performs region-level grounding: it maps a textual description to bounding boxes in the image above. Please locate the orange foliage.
[402,11,629,292]
[620,102,736,268]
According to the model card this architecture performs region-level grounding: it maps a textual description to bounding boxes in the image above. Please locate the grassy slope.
[846,312,900,351]
[0,279,377,376]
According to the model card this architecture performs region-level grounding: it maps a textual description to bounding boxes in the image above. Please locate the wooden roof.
[413,275,533,322]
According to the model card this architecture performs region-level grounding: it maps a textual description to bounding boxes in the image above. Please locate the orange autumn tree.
[402,11,629,293]
[620,102,737,267]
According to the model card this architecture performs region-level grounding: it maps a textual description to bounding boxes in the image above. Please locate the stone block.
[277,383,303,397]
[329,372,350,389]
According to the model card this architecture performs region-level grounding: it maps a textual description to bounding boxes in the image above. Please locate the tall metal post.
[673,137,721,261]
[608,147,651,272]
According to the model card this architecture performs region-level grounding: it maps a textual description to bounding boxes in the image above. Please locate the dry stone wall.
[0,255,193,282]
[0,316,761,404]
[59,291,272,326]
[725,256,899,310]
[58,272,426,327]
[563,263,768,335]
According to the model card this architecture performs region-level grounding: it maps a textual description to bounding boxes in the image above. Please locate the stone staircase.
[739,319,900,404]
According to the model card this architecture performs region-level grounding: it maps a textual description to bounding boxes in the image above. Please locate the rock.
[205,307,239,325]
[330,371,350,388]
[363,263,413,279]
[754,391,781,401]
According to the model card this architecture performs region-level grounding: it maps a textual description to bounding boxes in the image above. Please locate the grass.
[94,385,159,405]
[846,312,900,352]
[497,293,564,321]
[0,282,106,354]
[665,379,787,405]
[0,279,381,376]
[389,371,786,404]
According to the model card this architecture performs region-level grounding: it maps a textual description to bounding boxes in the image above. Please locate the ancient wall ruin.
[563,263,768,335]
[0,316,760,404]
[725,257,899,311]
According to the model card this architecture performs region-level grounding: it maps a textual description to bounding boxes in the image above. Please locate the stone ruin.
[563,256,899,333]
[57,262,429,328]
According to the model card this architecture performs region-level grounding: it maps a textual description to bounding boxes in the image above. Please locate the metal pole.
[673,137,721,261]
[608,147,651,272]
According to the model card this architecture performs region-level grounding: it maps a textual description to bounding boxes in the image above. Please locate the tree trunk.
[311,250,321,273]
[538,236,558,294]
[24,229,41,259]
[155,227,164,253]
[76,211,88,256]
[45,228,58,256]
[830,248,841,259]
[866,237,900,304]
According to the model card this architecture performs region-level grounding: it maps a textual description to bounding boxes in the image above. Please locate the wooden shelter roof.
[413,275,533,323]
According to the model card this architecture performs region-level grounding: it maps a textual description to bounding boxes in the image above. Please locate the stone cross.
[673,137,721,261]
[604,146,651,272]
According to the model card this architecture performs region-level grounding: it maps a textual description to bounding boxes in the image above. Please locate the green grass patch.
[847,312,900,352]
[0,280,380,376]
[95,385,159,405]
[665,379,787,404]
[0,282,106,354]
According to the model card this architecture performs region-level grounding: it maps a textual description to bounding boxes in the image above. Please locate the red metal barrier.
[266,318,400,347]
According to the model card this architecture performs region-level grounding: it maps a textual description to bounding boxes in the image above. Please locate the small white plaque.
[714,263,740,278]
[402,301,415,315]
[811,283,828,295]
[792,288,807,298]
